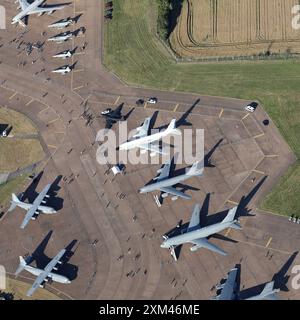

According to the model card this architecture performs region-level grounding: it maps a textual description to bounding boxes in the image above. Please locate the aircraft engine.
[190,245,200,252]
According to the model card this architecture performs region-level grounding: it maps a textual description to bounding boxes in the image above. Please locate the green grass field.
[104,0,300,216]
[0,175,28,209]
[0,107,44,208]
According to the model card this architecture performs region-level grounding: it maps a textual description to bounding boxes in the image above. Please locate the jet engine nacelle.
[45,195,50,198]
[161,193,168,198]
[190,245,200,252]
[48,11,54,15]
[31,217,36,221]
[216,283,225,290]
[41,200,47,204]
[53,267,58,271]
[171,196,178,201]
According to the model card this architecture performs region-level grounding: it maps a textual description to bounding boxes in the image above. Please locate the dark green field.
[104,0,300,216]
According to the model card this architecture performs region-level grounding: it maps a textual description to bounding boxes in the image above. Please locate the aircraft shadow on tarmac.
[147,139,224,205]
[24,1,73,26]
[163,176,267,260]
[26,230,79,281]
[20,172,64,211]
[155,98,201,131]
[237,251,298,299]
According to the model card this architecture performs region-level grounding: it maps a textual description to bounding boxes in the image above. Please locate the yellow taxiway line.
[9,92,17,100]
[266,237,273,248]
[218,108,224,118]
[114,96,121,105]
[25,98,34,106]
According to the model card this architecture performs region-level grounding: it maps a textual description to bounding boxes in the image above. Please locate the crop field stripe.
[171,0,300,58]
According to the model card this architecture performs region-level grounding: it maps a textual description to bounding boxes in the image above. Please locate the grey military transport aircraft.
[212,266,280,300]
[139,156,204,200]
[15,249,70,297]
[161,203,241,260]
[9,183,57,229]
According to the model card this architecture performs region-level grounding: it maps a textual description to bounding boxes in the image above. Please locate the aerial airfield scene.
[0,0,300,304]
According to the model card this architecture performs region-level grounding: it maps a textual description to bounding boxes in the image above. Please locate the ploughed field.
[170,0,300,58]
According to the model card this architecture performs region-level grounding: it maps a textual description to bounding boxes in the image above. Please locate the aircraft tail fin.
[166,119,181,135]
[8,193,20,212]
[222,206,238,224]
[259,281,279,300]
[186,160,204,176]
[15,256,27,276]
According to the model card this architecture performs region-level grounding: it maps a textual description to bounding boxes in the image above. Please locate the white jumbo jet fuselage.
[12,0,67,26]
[12,0,44,25]
[119,119,180,151]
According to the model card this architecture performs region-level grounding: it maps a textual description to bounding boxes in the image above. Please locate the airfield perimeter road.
[0,0,300,300]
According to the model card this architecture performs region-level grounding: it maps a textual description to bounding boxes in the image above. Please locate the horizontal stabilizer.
[15,256,27,276]
[222,206,238,224]
[186,160,204,176]
[8,193,20,211]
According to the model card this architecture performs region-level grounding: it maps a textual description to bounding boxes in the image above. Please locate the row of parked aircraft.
[99,103,282,300]
[13,0,78,75]
[9,2,282,300]
[10,1,75,297]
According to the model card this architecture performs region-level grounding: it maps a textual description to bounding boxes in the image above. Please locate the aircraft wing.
[155,161,171,181]
[216,268,238,300]
[18,0,29,11]
[190,238,227,256]
[134,117,151,138]
[30,5,67,15]
[187,204,200,232]
[20,184,51,229]
[160,187,192,200]
[27,249,66,297]
[105,119,114,129]
[138,143,168,155]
